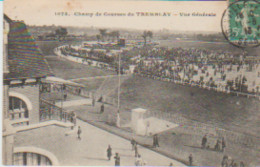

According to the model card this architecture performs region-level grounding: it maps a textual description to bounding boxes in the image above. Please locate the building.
[2,14,72,166]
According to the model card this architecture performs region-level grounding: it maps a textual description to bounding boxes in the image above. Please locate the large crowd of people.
[60,46,115,64]
[128,47,259,94]
[58,43,260,95]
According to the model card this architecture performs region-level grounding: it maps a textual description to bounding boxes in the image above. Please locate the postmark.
[221,0,260,48]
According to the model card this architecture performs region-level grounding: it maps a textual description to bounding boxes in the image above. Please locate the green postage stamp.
[222,0,260,48]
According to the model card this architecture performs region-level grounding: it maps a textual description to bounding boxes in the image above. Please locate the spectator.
[78,88,81,95]
[201,135,207,149]
[153,134,159,148]
[221,155,228,167]
[215,139,221,151]
[107,145,112,161]
[77,126,82,140]
[239,161,245,167]
[134,143,139,157]
[73,112,77,126]
[153,134,156,147]
[70,112,74,124]
[100,103,105,114]
[135,154,146,166]
[155,134,159,147]
[70,111,77,127]
[98,95,103,102]
[230,159,235,167]
[92,98,95,107]
[63,92,67,101]
[135,154,142,166]
[222,137,226,152]
[189,154,193,166]
[131,137,136,150]
[114,153,120,166]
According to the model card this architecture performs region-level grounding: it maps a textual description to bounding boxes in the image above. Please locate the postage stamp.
[222,0,260,48]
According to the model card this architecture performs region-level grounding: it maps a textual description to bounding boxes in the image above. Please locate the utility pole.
[61,84,63,121]
[240,50,245,93]
[116,53,121,127]
[116,38,125,127]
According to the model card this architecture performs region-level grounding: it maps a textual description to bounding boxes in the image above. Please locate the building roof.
[4,14,53,80]
[44,76,85,88]
[4,14,12,23]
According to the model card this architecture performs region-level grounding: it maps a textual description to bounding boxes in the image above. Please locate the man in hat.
[107,145,112,161]
[189,154,193,166]
[114,153,120,166]
[100,103,105,114]
[77,126,82,140]
[222,137,226,152]
[201,135,207,149]
[131,137,136,150]
[134,143,139,157]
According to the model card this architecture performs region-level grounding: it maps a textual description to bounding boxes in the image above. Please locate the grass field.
[36,40,83,55]
[36,41,61,55]
[46,56,116,80]
[111,75,259,137]
[75,75,131,96]
[46,55,259,137]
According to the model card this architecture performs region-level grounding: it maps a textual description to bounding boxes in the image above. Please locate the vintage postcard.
[2,0,259,166]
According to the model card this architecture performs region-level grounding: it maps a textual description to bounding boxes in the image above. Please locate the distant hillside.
[28,25,227,41]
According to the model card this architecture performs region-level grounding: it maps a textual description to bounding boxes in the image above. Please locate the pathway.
[15,119,185,166]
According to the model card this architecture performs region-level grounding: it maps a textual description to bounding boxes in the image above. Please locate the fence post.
[48,108,51,120]
[60,109,62,121]
[64,112,68,122]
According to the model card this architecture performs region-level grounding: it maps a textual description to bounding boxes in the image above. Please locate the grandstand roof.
[4,14,53,80]
[44,76,85,88]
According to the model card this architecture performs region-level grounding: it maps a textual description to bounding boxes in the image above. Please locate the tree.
[57,27,68,36]
[55,27,68,40]
[107,30,120,42]
[99,29,107,41]
[114,31,120,41]
[96,34,101,42]
[107,32,113,41]
[142,30,153,46]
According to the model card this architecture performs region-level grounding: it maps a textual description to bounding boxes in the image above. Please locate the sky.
[4,0,228,32]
